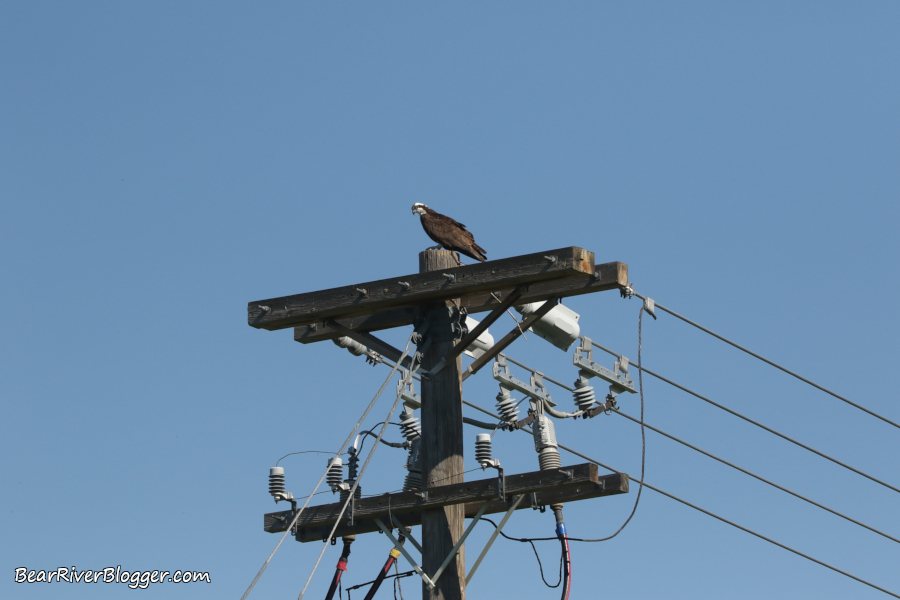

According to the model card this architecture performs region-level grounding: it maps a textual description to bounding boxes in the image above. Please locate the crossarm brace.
[422,286,525,379]
[462,297,560,381]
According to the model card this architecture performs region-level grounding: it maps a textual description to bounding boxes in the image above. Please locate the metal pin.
[442,273,456,283]
[398,281,411,290]
[544,255,558,264]
[356,288,368,298]
[258,305,271,313]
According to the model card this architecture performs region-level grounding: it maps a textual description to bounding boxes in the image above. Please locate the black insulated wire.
[629,291,900,431]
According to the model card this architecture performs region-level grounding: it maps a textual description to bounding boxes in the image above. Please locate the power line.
[240,332,418,600]
[629,291,900,431]
[611,409,900,545]
[298,360,420,600]
[589,340,900,496]
[463,398,900,598]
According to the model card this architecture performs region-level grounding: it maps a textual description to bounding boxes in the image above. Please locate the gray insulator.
[538,447,562,471]
[532,413,558,453]
[326,458,344,492]
[403,472,423,491]
[572,378,596,411]
[340,483,362,505]
[269,467,286,498]
[333,336,367,357]
[475,433,493,467]
[404,437,423,490]
[347,454,360,481]
[399,409,421,441]
[495,388,520,423]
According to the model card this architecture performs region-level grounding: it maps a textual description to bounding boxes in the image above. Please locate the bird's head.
[411,203,428,216]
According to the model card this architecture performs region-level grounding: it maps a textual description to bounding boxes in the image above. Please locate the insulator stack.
[495,388,520,423]
[333,336,367,356]
[532,413,562,472]
[475,434,494,468]
[404,437,423,491]
[403,472,423,491]
[399,409,421,441]
[339,485,362,506]
[326,457,344,492]
[572,377,596,411]
[538,447,562,471]
[347,453,359,482]
[268,467,286,499]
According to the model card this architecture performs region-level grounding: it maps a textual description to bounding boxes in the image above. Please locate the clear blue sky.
[2,2,898,599]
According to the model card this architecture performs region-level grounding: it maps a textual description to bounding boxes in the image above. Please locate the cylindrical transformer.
[269,467,286,499]
[475,433,493,468]
[326,457,344,492]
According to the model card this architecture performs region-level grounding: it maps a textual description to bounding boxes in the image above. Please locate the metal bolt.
[398,281,411,290]
[258,305,271,313]
[442,273,456,283]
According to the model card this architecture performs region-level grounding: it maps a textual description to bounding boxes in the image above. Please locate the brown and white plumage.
[411,203,487,263]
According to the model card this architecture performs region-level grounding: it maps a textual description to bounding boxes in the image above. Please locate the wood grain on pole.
[419,249,465,600]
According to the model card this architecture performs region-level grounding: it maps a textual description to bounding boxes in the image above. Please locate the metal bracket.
[492,355,555,406]
[493,465,505,502]
[398,377,420,409]
[574,338,636,397]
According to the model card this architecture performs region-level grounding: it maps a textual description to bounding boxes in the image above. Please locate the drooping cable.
[275,450,335,467]
[240,331,417,600]
[629,290,900,431]
[554,441,900,598]
[463,396,900,597]
[297,358,421,600]
[590,340,900,496]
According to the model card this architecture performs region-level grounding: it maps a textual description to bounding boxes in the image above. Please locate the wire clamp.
[643,296,657,320]
[620,282,635,299]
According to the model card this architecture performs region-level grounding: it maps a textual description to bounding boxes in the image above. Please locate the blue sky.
[2,2,898,599]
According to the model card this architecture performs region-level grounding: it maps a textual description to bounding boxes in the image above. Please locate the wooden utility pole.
[419,249,465,600]
[251,247,634,597]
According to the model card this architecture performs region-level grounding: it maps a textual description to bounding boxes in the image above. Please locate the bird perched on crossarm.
[411,203,487,263]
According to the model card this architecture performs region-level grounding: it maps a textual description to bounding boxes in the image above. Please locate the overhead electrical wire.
[629,290,900,431]
[240,331,418,600]
[461,397,900,598]
[297,356,422,600]
[611,409,900,545]
[589,340,900,496]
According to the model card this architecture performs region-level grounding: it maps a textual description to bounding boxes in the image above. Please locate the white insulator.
[326,458,343,492]
[532,413,558,453]
[333,336,367,356]
[399,410,421,441]
[572,379,596,411]
[538,447,562,471]
[269,467,286,498]
[475,433,493,468]
[495,389,519,423]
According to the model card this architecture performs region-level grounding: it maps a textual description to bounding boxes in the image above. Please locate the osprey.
[411,203,487,263]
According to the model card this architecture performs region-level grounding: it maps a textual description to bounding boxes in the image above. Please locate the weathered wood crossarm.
[294,261,628,344]
[263,463,601,534]
[249,247,595,331]
[264,472,629,541]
